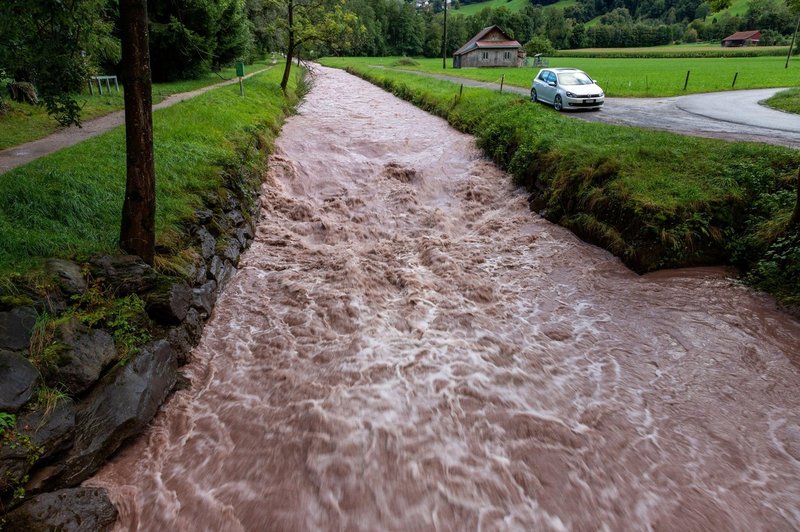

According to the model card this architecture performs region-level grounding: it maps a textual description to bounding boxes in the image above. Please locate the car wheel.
[553,95,563,112]
[530,88,537,103]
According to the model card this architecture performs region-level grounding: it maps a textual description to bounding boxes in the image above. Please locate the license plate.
[584,99,595,104]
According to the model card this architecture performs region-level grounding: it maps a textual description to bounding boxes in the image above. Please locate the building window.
[504,51,511,59]
[481,51,489,60]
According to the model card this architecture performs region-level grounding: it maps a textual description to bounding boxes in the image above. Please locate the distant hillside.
[454,0,575,16]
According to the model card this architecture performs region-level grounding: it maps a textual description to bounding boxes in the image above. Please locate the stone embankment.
[0,184,262,529]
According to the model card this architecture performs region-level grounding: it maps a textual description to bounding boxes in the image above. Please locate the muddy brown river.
[88,66,800,530]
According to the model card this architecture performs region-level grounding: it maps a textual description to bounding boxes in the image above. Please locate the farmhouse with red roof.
[453,25,525,68]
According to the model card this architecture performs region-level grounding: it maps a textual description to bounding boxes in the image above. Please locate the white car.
[531,68,604,111]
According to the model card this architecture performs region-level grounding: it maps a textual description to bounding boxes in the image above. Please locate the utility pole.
[442,0,448,69]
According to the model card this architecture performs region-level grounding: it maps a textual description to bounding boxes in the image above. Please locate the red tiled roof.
[722,30,761,41]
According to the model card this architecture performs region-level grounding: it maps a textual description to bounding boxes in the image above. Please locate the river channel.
[89,66,800,531]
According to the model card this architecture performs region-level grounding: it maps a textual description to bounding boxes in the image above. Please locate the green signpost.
[236,62,245,96]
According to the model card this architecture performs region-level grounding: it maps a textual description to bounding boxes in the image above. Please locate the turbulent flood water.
[89,66,800,530]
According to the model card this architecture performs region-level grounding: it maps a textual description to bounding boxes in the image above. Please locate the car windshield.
[557,72,593,86]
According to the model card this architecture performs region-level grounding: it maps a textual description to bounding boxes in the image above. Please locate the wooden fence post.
[683,70,690,91]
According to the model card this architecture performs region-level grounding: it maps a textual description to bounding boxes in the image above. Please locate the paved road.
[0,67,272,175]
[391,69,800,149]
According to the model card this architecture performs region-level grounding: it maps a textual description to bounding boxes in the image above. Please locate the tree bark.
[280,0,295,93]
[119,0,156,264]
[791,167,800,228]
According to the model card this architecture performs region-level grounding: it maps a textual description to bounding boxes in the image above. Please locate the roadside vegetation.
[328,55,799,97]
[0,60,273,151]
[0,67,298,280]
[764,87,800,114]
[321,60,800,307]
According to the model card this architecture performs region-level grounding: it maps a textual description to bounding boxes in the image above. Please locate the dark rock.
[45,259,87,295]
[219,260,236,290]
[24,464,65,495]
[0,306,37,351]
[18,398,76,461]
[145,282,192,325]
[90,255,159,296]
[195,208,213,225]
[226,195,242,212]
[192,281,217,315]
[4,487,117,532]
[0,351,38,412]
[174,371,191,392]
[165,327,192,365]
[197,227,216,260]
[52,340,177,488]
[208,255,224,283]
[183,308,204,346]
[186,259,207,286]
[235,228,248,249]
[51,319,117,395]
[227,209,245,227]
[0,431,31,493]
[223,238,241,265]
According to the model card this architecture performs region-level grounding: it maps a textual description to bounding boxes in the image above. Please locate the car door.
[541,71,557,104]
[535,70,553,103]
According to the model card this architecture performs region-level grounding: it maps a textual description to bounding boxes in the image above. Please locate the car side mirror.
[548,81,557,87]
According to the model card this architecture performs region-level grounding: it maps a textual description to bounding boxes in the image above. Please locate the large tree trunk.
[119,0,156,264]
[791,167,800,228]
[280,0,295,93]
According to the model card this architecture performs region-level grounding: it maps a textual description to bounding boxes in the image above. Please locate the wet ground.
[89,66,800,531]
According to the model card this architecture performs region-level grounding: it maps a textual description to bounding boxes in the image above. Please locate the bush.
[524,35,555,56]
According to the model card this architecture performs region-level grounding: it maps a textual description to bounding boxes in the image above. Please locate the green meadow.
[0,59,274,151]
[0,67,297,277]
[324,55,800,97]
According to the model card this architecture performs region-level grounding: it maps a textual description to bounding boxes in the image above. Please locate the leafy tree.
[0,0,118,126]
[265,0,361,92]
[147,0,252,82]
[524,34,556,55]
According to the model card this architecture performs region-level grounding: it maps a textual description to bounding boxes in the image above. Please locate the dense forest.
[1,0,798,106]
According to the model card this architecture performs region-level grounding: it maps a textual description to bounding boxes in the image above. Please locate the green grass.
[764,87,800,115]
[454,0,575,16]
[319,59,800,303]
[0,66,296,277]
[557,44,789,58]
[0,59,274,151]
[326,55,800,97]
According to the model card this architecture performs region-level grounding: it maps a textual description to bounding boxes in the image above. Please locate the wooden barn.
[721,30,761,47]
[453,26,525,69]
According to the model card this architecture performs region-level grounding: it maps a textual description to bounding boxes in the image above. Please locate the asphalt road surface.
[397,69,800,149]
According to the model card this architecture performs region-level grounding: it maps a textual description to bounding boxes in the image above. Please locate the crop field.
[323,55,800,97]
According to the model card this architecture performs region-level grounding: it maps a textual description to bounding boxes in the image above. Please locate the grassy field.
[557,43,789,58]
[320,58,800,304]
[324,55,800,97]
[0,66,297,278]
[0,59,274,151]
[764,87,800,114]
[454,0,575,16]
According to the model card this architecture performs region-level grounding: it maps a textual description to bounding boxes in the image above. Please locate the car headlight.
[565,91,576,98]
[599,91,604,97]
